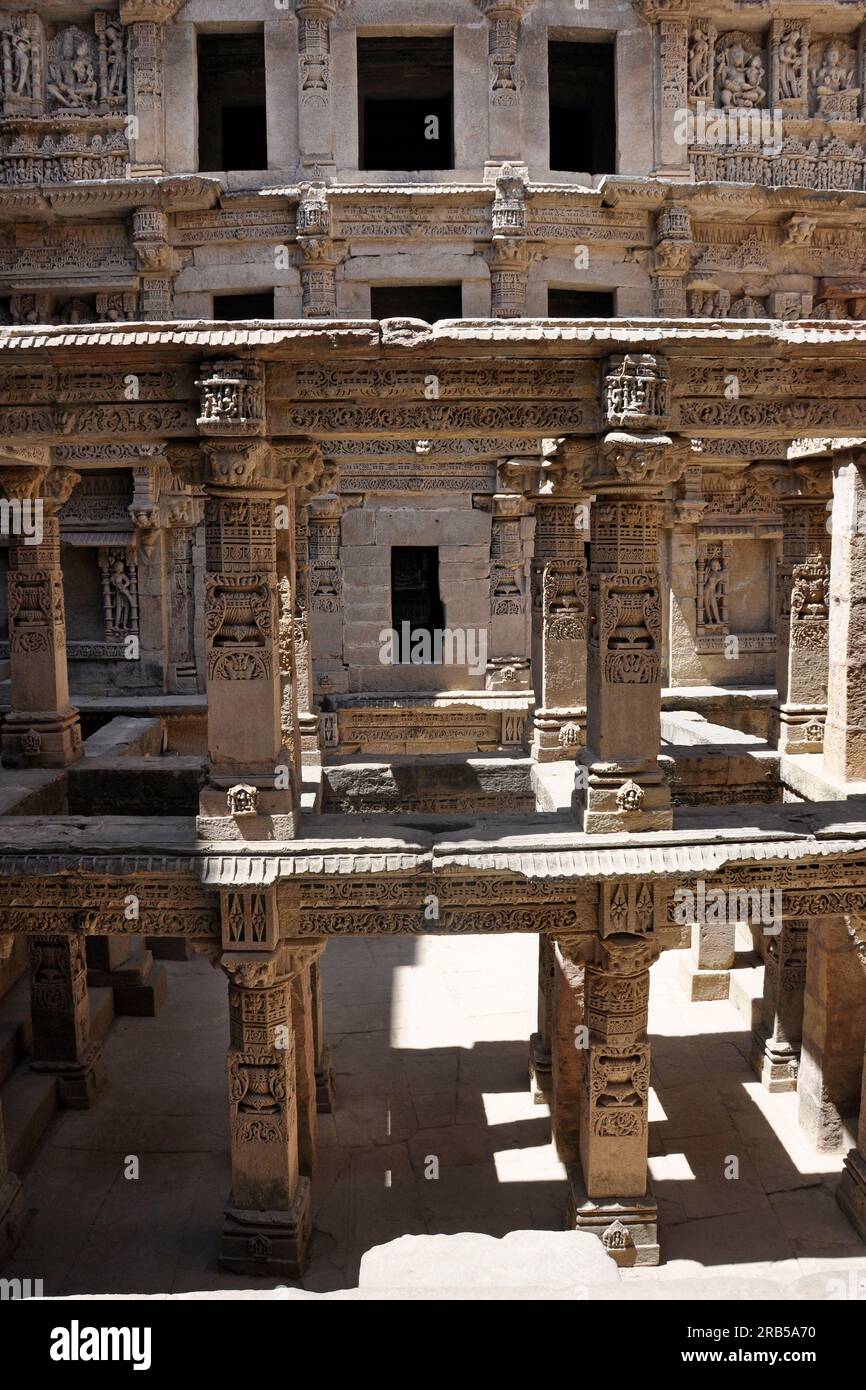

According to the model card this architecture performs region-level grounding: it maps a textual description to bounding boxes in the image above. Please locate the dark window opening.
[548,39,615,175]
[198,33,267,172]
[212,291,275,320]
[358,36,454,170]
[548,288,614,317]
[0,297,10,326]
[370,284,462,323]
[391,546,445,662]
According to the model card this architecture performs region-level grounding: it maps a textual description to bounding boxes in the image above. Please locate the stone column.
[824,454,866,782]
[477,1,537,172]
[752,918,808,1091]
[656,18,690,175]
[195,360,300,840]
[294,1,342,176]
[531,493,589,760]
[310,955,334,1111]
[29,934,106,1108]
[549,935,586,1159]
[667,464,708,686]
[164,491,200,694]
[567,364,689,830]
[0,463,83,768]
[296,184,338,318]
[293,505,320,761]
[219,942,311,1277]
[132,209,174,321]
[567,929,659,1267]
[650,206,692,318]
[679,912,737,1002]
[528,933,556,1102]
[753,464,832,753]
[838,1026,866,1241]
[798,916,866,1150]
[289,943,324,1178]
[0,1092,27,1262]
[120,2,177,175]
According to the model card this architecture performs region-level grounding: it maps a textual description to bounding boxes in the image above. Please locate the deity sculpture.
[777,31,802,100]
[815,41,856,96]
[47,30,98,108]
[718,42,765,109]
[688,29,711,99]
[702,557,725,626]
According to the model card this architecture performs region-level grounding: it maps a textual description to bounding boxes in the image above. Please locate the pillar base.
[528,1031,552,1103]
[837,1149,866,1241]
[751,1026,799,1092]
[219,1178,312,1278]
[315,1046,335,1113]
[531,709,585,763]
[1,708,82,768]
[565,1165,659,1267]
[31,1042,106,1109]
[769,703,826,754]
[198,780,299,842]
[0,1170,29,1264]
[576,760,673,834]
[298,711,322,763]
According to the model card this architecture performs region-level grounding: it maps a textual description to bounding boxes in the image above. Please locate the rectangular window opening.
[548,288,614,317]
[370,284,462,323]
[548,39,615,175]
[358,36,454,171]
[198,32,267,172]
[212,291,275,321]
[391,546,445,663]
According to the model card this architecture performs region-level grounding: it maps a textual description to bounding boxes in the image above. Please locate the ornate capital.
[119,0,185,23]
[42,467,81,515]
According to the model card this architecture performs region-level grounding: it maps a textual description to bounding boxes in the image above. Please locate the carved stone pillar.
[651,206,692,317]
[120,2,178,174]
[752,919,808,1092]
[29,934,106,1108]
[0,462,83,767]
[667,463,707,687]
[549,935,586,1161]
[531,492,589,761]
[753,463,832,753]
[196,361,299,840]
[569,356,689,831]
[310,955,334,1111]
[528,932,556,1102]
[289,942,325,1178]
[487,236,532,319]
[294,1,342,175]
[0,1092,27,1262]
[567,928,659,1267]
[165,493,200,694]
[293,506,319,761]
[477,1,537,171]
[219,940,312,1277]
[132,208,173,320]
[824,454,866,782]
[657,18,689,174]
[798,916,866,1151]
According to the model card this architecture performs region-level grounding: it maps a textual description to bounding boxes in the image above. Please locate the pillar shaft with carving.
[0,464,83,767]
[567,916,659,1267]
[752,918,807,1092]
[477,1,536,170]
[567,355,688,831]
[196,360,300,839]
[754,464,832,753]
[825,454,866,782]
[531,493,589,760]
[29,933,106,1108]
[220,931,312,1277]
[294,1,342,175]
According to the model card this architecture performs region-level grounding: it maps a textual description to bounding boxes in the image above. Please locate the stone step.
[87,951,167,1018]
[89,985,116,1042]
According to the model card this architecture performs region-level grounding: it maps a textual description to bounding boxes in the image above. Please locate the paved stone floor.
[5,936,866,1297]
